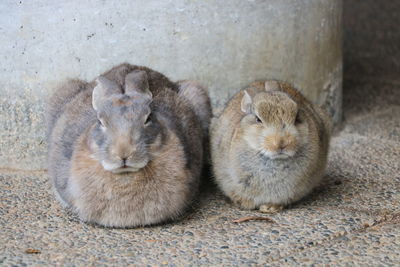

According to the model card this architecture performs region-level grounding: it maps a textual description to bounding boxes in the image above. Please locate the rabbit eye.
[255,116,262,123]
[295,113,302,124]
[145,113,152,125]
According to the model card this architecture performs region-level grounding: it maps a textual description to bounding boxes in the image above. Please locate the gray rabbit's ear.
[265,80,280,91]
[241,90,252,114]
[124,70,152,99]
[92,76,121,111]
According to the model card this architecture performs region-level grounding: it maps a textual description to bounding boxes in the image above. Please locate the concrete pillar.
[0,0,342,170]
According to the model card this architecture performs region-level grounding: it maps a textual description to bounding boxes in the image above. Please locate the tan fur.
[211,80,331,212]
[47,63,211,227]
[263,133,298,153]
[70,129,191,227]
[112,97,134,106]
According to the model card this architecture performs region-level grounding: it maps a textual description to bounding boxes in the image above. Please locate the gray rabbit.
[47,63,211,227]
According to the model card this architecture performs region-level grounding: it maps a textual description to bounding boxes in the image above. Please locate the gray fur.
[47,63,211,227]
[125,70,152,98]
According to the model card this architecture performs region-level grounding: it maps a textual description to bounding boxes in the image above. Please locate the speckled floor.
[1,77,399,266]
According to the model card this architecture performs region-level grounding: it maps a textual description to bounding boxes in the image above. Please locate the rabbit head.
[240,81,308,160]
[89,70,161,173]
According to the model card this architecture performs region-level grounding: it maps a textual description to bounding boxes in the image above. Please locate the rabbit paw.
[259,204,283,213]
[229,193,256,210]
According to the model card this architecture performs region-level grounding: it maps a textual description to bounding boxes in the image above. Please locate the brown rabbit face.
[241,91,308,160]
[90,95,161,173]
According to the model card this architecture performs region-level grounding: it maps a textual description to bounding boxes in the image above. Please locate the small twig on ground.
[232,216,275,223]
[25,249,41,254]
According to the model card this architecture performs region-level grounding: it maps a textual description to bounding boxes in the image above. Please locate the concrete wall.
[0,0,342,170]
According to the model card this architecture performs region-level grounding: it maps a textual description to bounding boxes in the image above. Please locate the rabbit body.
[47,64,211,227]
[211,81,331,212]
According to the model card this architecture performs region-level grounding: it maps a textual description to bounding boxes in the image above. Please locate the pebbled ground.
[1,77,400,266]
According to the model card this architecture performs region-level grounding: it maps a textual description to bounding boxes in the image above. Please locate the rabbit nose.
[268,137,287,151]
[113,138,135,157]
[279,140,288,150]
[119,150,134,160]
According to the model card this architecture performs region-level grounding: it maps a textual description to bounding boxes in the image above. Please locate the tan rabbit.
[211,80,331,213]
[47,63,211,227]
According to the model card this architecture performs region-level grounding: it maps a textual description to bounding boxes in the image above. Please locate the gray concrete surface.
[0,0,342,170]
[1,75,399,266]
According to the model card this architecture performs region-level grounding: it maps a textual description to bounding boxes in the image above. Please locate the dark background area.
[344,0,400,79]
[342,0,400,127]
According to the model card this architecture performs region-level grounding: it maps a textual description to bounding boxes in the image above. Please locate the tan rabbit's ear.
[92,76,121,111]
[125,70,152,99]
[241,90,252,114]
[265,80,280,91]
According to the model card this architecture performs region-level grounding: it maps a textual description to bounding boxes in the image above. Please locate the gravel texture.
[1,77,399,266]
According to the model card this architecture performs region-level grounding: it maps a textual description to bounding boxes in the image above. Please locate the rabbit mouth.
[111,161,149,174]
[111,166,141,174]
[101,159,149,173]
[260,149,294,160]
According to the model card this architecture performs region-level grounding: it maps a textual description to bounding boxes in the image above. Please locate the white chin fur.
[101,160,121,172]
[101,160,148,173]
[261,150,295,160]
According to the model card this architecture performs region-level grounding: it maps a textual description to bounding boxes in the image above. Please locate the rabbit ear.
[265,80,280,91]
[125,70,152,99]
[92,76,121,111]
[241,90,252,114]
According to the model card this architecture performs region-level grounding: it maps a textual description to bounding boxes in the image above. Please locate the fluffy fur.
[47,63,211,227]
[210,80,332,212]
